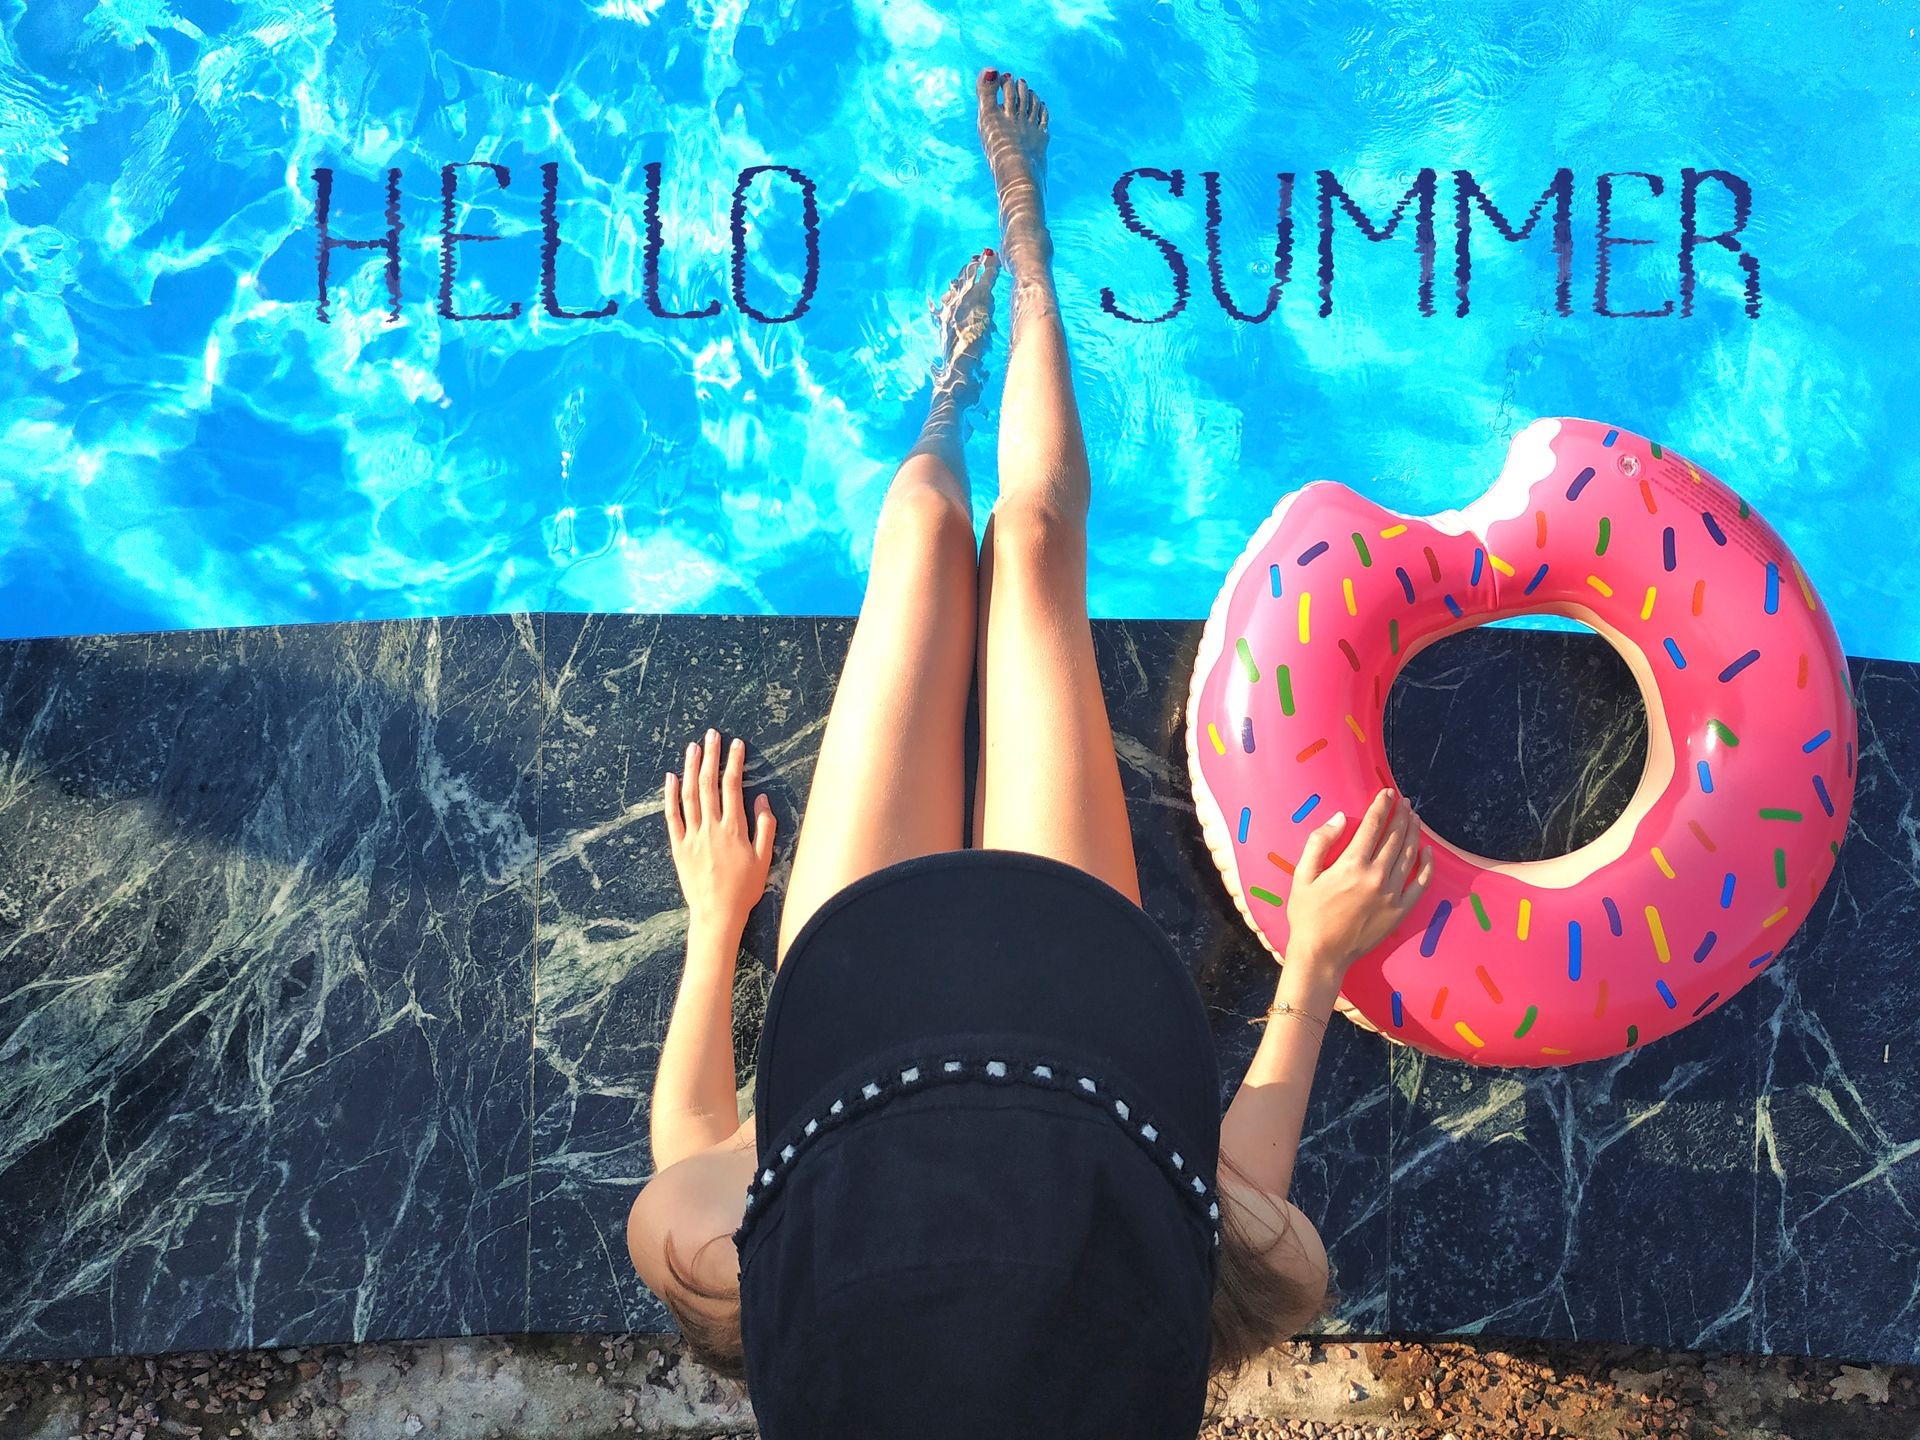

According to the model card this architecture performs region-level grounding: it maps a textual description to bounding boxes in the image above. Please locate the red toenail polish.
[984,247,995,257]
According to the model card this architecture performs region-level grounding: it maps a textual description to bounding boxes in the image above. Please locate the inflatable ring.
[1185,417,1856,1066]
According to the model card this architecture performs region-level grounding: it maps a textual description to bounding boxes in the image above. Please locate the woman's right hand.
[1282,787,1434,981]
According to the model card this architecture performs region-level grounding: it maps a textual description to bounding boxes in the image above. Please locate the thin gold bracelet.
[1248,1000,1330,1033]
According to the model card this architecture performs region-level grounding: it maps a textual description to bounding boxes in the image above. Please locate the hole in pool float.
[1382,617,1649,865]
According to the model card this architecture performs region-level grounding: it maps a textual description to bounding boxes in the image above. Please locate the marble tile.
[1753,658,1920,1363]
[1382,627,1760,1350]
[0,611,1911,1365]
[0,619,540,1361]
[526,614,819,1332]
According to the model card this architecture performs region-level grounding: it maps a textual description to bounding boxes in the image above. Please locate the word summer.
[310,163,1760,326]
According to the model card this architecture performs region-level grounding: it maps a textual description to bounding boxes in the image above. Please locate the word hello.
[311,164,1759,325]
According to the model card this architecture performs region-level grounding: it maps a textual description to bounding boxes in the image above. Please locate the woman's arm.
[650,909,750,1169]
[1220,788,1433,1295]
[649,728,777,1171]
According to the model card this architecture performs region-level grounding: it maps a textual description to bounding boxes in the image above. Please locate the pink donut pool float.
[1185,417,1856,1066]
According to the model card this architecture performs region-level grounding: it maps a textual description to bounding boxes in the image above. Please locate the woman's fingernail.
[1330,811,1345,826]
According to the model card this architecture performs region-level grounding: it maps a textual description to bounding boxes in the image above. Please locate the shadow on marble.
[0,619,539,1361]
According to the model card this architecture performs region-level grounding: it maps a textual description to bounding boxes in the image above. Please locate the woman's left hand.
[665,728,777,928]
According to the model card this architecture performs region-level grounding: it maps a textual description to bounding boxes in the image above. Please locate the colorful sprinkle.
[1391,991,1404,1027]
[1602,429,1619,447]
[1277,665,1295,715]
[1236,636,1259,682]
[1697,760,1713,793]
[1812,775,1834,817]
[1266,850,1295,874]
[1514,1005,1538,1038]
[1298,593,1311,644]
[1489,553,1516,577]
[1763,905,1790,927]
[1801,729,1833,755]
[1396,567,1415,603]
[1701,510,1727,546]
[1470,893,1491,931]
[1343,577,1358,616]
[1655,978,1677,1009]
[1691,991,1721,1018]
[1663,527,1676,571]
[1207,722,1226,755]
[1423,547,1442,583]
[1237,807,1251,842]
[1567,920,1583,981]
[1431,987,1449,1020]
[1241,717,1255,753]
[1647,904,1671,963]
[1596,517,1611,555]
[1471,549,1485,585]
[1641,585,1658,620]
[1297,737,1328,762]
[1444,593,1463,617]
[1594,979,1610,1018]
[1794,560,1815,611]
[1719,649,1761,682]
[1748,949,1775,969]
[1475,964,1504,1002]
[1708,719,1740,747]
[1587,575,1613,598]
[1650,441,1662,458]
[1516,897,1532,941]
[1689,819,1718,852]
[1454,1020,1485,1049]
[1652,846,1675,879]
[1692,579,1707,617]
[1292,794,1321,823]
[1380,524,1408,539]
[1338,639,1362,671]
[1797,653,1809,688]
[1567,465,1597,501]
[1345,713,1367,743]
[1626,1023,1640,1046]
[1759,808,1803,822]
[1352,532,1372,566]
[1774,848,1787,887]
[1298,540,1329,565]
[1695,931,1717,963]
[1640,478,1658,513]
[1270,563,1282,597]
[1847,740,1854,777]
[1765,562,1780,615]
[1389,618,1400,656]
[1721,872,1736,909]
[1535,511,1548,547]
[1602,896,1622,935]
[1542,1046,1573,1057]
[1421,899,1453,957]
[1524,563,1549,595]
[1250,886,1284,906]
[1663,637,1687,669]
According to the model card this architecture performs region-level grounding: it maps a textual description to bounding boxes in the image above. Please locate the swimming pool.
[4,0,1914,660]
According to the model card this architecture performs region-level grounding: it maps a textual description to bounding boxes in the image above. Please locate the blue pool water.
[3,0,1916,659]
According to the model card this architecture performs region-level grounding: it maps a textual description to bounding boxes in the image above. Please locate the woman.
[628,68,1434,1435]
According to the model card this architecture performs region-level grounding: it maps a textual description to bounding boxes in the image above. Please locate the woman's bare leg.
[776,250,1001,967]
[968,69,1141,906]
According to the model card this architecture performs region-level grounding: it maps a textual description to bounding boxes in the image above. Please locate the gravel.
[1,1334,1913,1439]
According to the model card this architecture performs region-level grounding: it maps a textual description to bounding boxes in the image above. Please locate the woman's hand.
[1283,787,1434,982]
[665,728,777,929]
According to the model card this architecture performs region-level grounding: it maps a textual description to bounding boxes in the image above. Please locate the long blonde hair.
[656,1148,1327,1392]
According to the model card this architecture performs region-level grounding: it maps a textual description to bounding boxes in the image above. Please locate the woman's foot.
[910,248,1000,468]
[975,68,1053,281]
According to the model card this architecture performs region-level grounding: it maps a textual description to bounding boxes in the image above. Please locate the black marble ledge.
[0,613,1911,1366]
